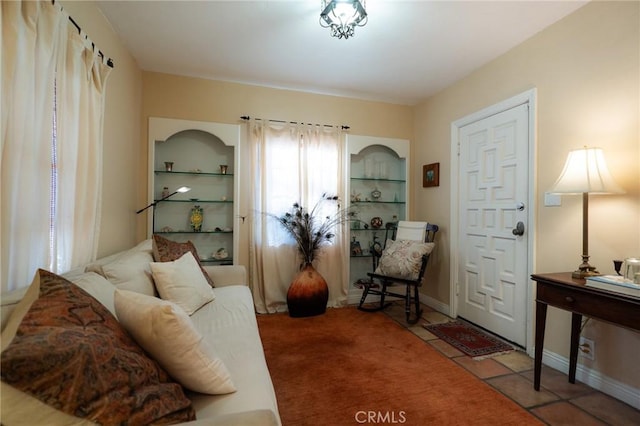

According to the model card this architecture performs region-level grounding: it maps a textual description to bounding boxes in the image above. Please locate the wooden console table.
[531,272,640,391]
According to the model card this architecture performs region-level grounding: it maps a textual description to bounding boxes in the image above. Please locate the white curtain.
[249,120,349,313]
[53,23,111,273]
[1,1,111,291]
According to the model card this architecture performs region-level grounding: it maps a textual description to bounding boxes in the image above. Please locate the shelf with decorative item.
[154,230,233,234]
[154,170,234,177]
[350,177,405,183]
[350,227,397,232]
[352,201,405,205]
[201,258,234,264]
[153,199,233,204]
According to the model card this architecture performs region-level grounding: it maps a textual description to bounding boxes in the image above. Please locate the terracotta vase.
[287,264,329,317]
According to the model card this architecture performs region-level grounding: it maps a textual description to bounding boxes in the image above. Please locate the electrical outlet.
[579,337,595,361]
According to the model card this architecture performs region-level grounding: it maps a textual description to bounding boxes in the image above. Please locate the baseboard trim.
[422,294,451,317]
[541,349,640,410]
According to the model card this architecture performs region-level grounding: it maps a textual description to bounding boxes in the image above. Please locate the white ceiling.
[96,1,588,105]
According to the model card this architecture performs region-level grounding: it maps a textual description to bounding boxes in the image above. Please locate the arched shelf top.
[149,117,240,147]
[346,135,409,158]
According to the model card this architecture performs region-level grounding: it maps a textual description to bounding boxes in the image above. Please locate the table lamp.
[549,147,624,278]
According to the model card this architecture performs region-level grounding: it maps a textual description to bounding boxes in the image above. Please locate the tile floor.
[381,302,640,426]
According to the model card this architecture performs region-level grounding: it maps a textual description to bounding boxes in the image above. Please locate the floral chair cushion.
[374,240,435,280]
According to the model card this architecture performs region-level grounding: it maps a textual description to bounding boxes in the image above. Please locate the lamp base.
[571,255,601,279]
[571,268,601,279]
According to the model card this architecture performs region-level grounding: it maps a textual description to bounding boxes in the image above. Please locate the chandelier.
[320,0,368,40]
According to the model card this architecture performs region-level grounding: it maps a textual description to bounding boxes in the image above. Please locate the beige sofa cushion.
[1,381,97,426]
[188,285,280,423]
[115,289,236,395]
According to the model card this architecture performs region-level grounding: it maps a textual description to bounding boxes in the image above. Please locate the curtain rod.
[51,0,114,68]
[240,116,349,131]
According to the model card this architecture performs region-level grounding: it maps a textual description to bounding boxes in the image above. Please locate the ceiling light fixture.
[320,0,368,40]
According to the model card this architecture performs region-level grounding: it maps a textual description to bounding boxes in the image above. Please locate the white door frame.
[449,89,537,353]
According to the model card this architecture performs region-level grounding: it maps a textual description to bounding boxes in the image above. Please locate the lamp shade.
[549,147,624,194]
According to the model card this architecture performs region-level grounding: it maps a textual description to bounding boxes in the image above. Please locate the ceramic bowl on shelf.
[370,217,383,229]
[213,248,228,260]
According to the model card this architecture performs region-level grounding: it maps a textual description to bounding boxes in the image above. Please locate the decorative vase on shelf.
[287,264,329,318]
[189,205,203,232]
[164,161,174,172]
[370,216,383,229]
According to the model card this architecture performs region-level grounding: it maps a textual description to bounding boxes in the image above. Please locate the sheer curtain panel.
[54,24,111,273]
[1,2,64,292]
[1,1,111,292]
[248,120,349,313]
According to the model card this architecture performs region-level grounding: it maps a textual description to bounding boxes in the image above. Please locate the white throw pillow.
[114,289,236,395]
[150,251,215,315]
[100,250,157,296]
[69,272,117,315]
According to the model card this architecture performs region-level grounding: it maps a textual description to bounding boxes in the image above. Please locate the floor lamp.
[549,147,624,279]
[136,186,191,233]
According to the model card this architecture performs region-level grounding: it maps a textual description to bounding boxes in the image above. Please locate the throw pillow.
[68,271,116,316]
[150,251,215,315]
[94,249,157,295]
[375,240,435,280]
[152,234,215,287]
[0,269,195,425]
[115,289,236,395]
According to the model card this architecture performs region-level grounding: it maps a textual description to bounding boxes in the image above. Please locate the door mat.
[423,320,514,359]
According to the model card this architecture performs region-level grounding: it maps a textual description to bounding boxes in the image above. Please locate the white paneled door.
[456,103,530,347]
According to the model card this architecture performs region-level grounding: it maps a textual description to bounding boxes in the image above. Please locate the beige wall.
[413,1,639,389]
[60,1,143,258]
[139,73,413,265]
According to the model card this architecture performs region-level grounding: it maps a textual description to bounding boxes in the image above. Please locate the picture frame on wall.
[423,163,440,187]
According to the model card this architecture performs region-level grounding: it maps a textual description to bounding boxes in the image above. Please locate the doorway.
[450,90,536,349]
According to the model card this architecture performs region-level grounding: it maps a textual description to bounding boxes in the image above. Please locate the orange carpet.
[257,307,542,426]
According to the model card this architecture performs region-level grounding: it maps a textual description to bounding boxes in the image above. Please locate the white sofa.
[0,240,281,426]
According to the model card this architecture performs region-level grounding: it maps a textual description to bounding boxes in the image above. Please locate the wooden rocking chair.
[358,221,438,324]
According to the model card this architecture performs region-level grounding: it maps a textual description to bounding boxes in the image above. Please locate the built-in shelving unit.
[147,118,241,264]
[346,135,410,304]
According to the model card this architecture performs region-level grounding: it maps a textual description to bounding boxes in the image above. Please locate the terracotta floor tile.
[486,374,559,408]
[571,392,640,425]
[493,350,534,372]
[453,356,513,379]
[520,366,593,399]
[427,339,464,357]
[381,308,640,424]
[531,401,606,426]
[408,324,438,341]
[422,311,452,324]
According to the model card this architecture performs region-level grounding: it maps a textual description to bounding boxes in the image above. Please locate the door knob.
[512,221,525,236]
